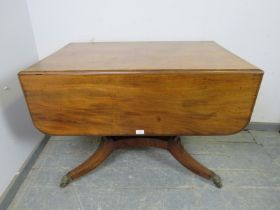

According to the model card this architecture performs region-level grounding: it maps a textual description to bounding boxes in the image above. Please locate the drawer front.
[19,72,262,136]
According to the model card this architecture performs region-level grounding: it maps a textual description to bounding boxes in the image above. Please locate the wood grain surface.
[19,71,262,136]
[64,136,215,185]
[22,41,258,73]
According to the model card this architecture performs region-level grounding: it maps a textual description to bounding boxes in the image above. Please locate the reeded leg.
[168,137,222,188]
[60,137,114,187]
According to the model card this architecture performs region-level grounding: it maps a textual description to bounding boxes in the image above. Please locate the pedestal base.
[60,136,222,188]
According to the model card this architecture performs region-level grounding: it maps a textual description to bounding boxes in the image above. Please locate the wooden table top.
[19,41,263,136]
[21,41,259,74]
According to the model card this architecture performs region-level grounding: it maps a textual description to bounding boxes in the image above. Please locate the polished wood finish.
[23,42,258,72]
[168,137,213,179]
[19,42,263,136]
[60,136,221,188]
[19,72,262,136]
[19,42,263,188]
[67,138,114,181]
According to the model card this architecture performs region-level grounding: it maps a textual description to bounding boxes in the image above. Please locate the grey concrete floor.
[8,131,280,210]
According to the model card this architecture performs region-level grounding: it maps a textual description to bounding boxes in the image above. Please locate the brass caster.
[60,175,72,188]
[212,173,222,188]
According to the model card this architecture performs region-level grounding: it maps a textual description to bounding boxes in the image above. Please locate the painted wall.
[26,0,280,123]
[0,0,43,196]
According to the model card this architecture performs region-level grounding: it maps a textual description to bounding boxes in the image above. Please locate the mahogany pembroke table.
[19,41,263,188]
